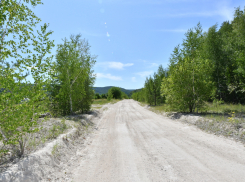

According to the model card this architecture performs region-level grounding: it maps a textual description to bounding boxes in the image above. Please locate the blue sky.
[33,0,245,89]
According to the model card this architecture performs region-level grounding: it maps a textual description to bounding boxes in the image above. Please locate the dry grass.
[92,99,120,105]
[0,112,96,172]
[143,101,245,144]
[200,102,245,115]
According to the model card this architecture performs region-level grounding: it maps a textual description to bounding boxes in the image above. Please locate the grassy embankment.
[141,102,245,144]
[0,99,121,169]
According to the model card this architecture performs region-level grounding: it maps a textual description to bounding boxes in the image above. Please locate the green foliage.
[131,88,146,102]
[132,65,166,105]
[107,91,113,101]
[93,86,133,95]
[0,0,97,159]
[162,57,215,112]
[215,7,245,102]
[107,87,122,100]
[122,92,129,99]
[101,93,107,99]
[141,8,245,111]
[49,34,96,115]
[161,24,216,112]
[106,87,129,100]
[0,0,54,157]
[95,93,101,99]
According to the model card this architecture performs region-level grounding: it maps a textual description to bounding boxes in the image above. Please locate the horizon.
[93,86,138,90]
[24,0,245,89]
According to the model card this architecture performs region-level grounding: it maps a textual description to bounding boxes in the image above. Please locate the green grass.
[92,99,120,105]
[148,104,171,112]
[142,101,245,116]
[203,102,245,115]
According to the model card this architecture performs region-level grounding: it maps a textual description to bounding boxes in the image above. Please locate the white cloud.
[136,71,153,78]
[131,77,136,82]
[96,73,122,81]
[217,6,233,21]
[136,59,159,67]
[100,62,134,70]
[153,6,234,21]
[150,63,159,67]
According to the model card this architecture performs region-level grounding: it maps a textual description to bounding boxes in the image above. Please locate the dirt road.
[72,100,245,182]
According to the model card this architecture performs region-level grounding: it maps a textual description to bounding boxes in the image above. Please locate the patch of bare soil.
[0,104,108,182]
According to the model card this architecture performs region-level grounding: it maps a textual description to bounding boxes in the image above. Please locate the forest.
[132,6,245,113]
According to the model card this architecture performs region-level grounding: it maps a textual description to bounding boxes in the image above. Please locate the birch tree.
[0,0,54,156]
[161,57,214,112]
[51,34,96,115]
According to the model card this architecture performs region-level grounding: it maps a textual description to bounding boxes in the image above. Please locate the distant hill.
[93,86,135,96]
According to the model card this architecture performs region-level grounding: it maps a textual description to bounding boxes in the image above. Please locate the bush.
[122,92,129,99]
[95,93,101,99]
[107,87,122,100]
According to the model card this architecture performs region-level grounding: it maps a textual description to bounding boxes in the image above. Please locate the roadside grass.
[0,118,72,167]
[92,99,120,105]
[92,106,102,110]
[25,118,71,153]
[141,101,245,144]
[0,113,95,172]
[148,104,172,113]
[200,102,245,115]
[51,143,59,157]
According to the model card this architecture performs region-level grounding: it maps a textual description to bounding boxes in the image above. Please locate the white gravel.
[71,100,245,182]
[2,100,245,182]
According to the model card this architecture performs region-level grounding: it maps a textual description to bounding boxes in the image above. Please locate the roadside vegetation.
[93,99,120,106]
[146,102,245,144]
[94,87,129,101]
[92,87,129,109]
[132,7,245,112]
[0,0,96,164]
[132,6,245,143]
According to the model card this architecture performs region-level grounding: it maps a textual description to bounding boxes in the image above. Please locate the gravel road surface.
[72,100,245,182]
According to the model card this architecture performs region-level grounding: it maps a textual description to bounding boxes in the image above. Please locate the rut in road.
[71,100,245,182]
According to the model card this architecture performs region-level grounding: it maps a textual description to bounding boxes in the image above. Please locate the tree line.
[94,87,129,100]
[132,6,245,113]
[131,65,167,105]
[0,0,96,157]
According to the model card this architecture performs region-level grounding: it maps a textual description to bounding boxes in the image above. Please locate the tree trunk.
[67,69,73,114]
[189,105,193,113]
[69,90,73,114]
[18,139,25,157]
[192,60,196,112]
[154,91,157,106]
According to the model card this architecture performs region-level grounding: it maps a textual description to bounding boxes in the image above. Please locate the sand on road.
[72,99,245,182]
